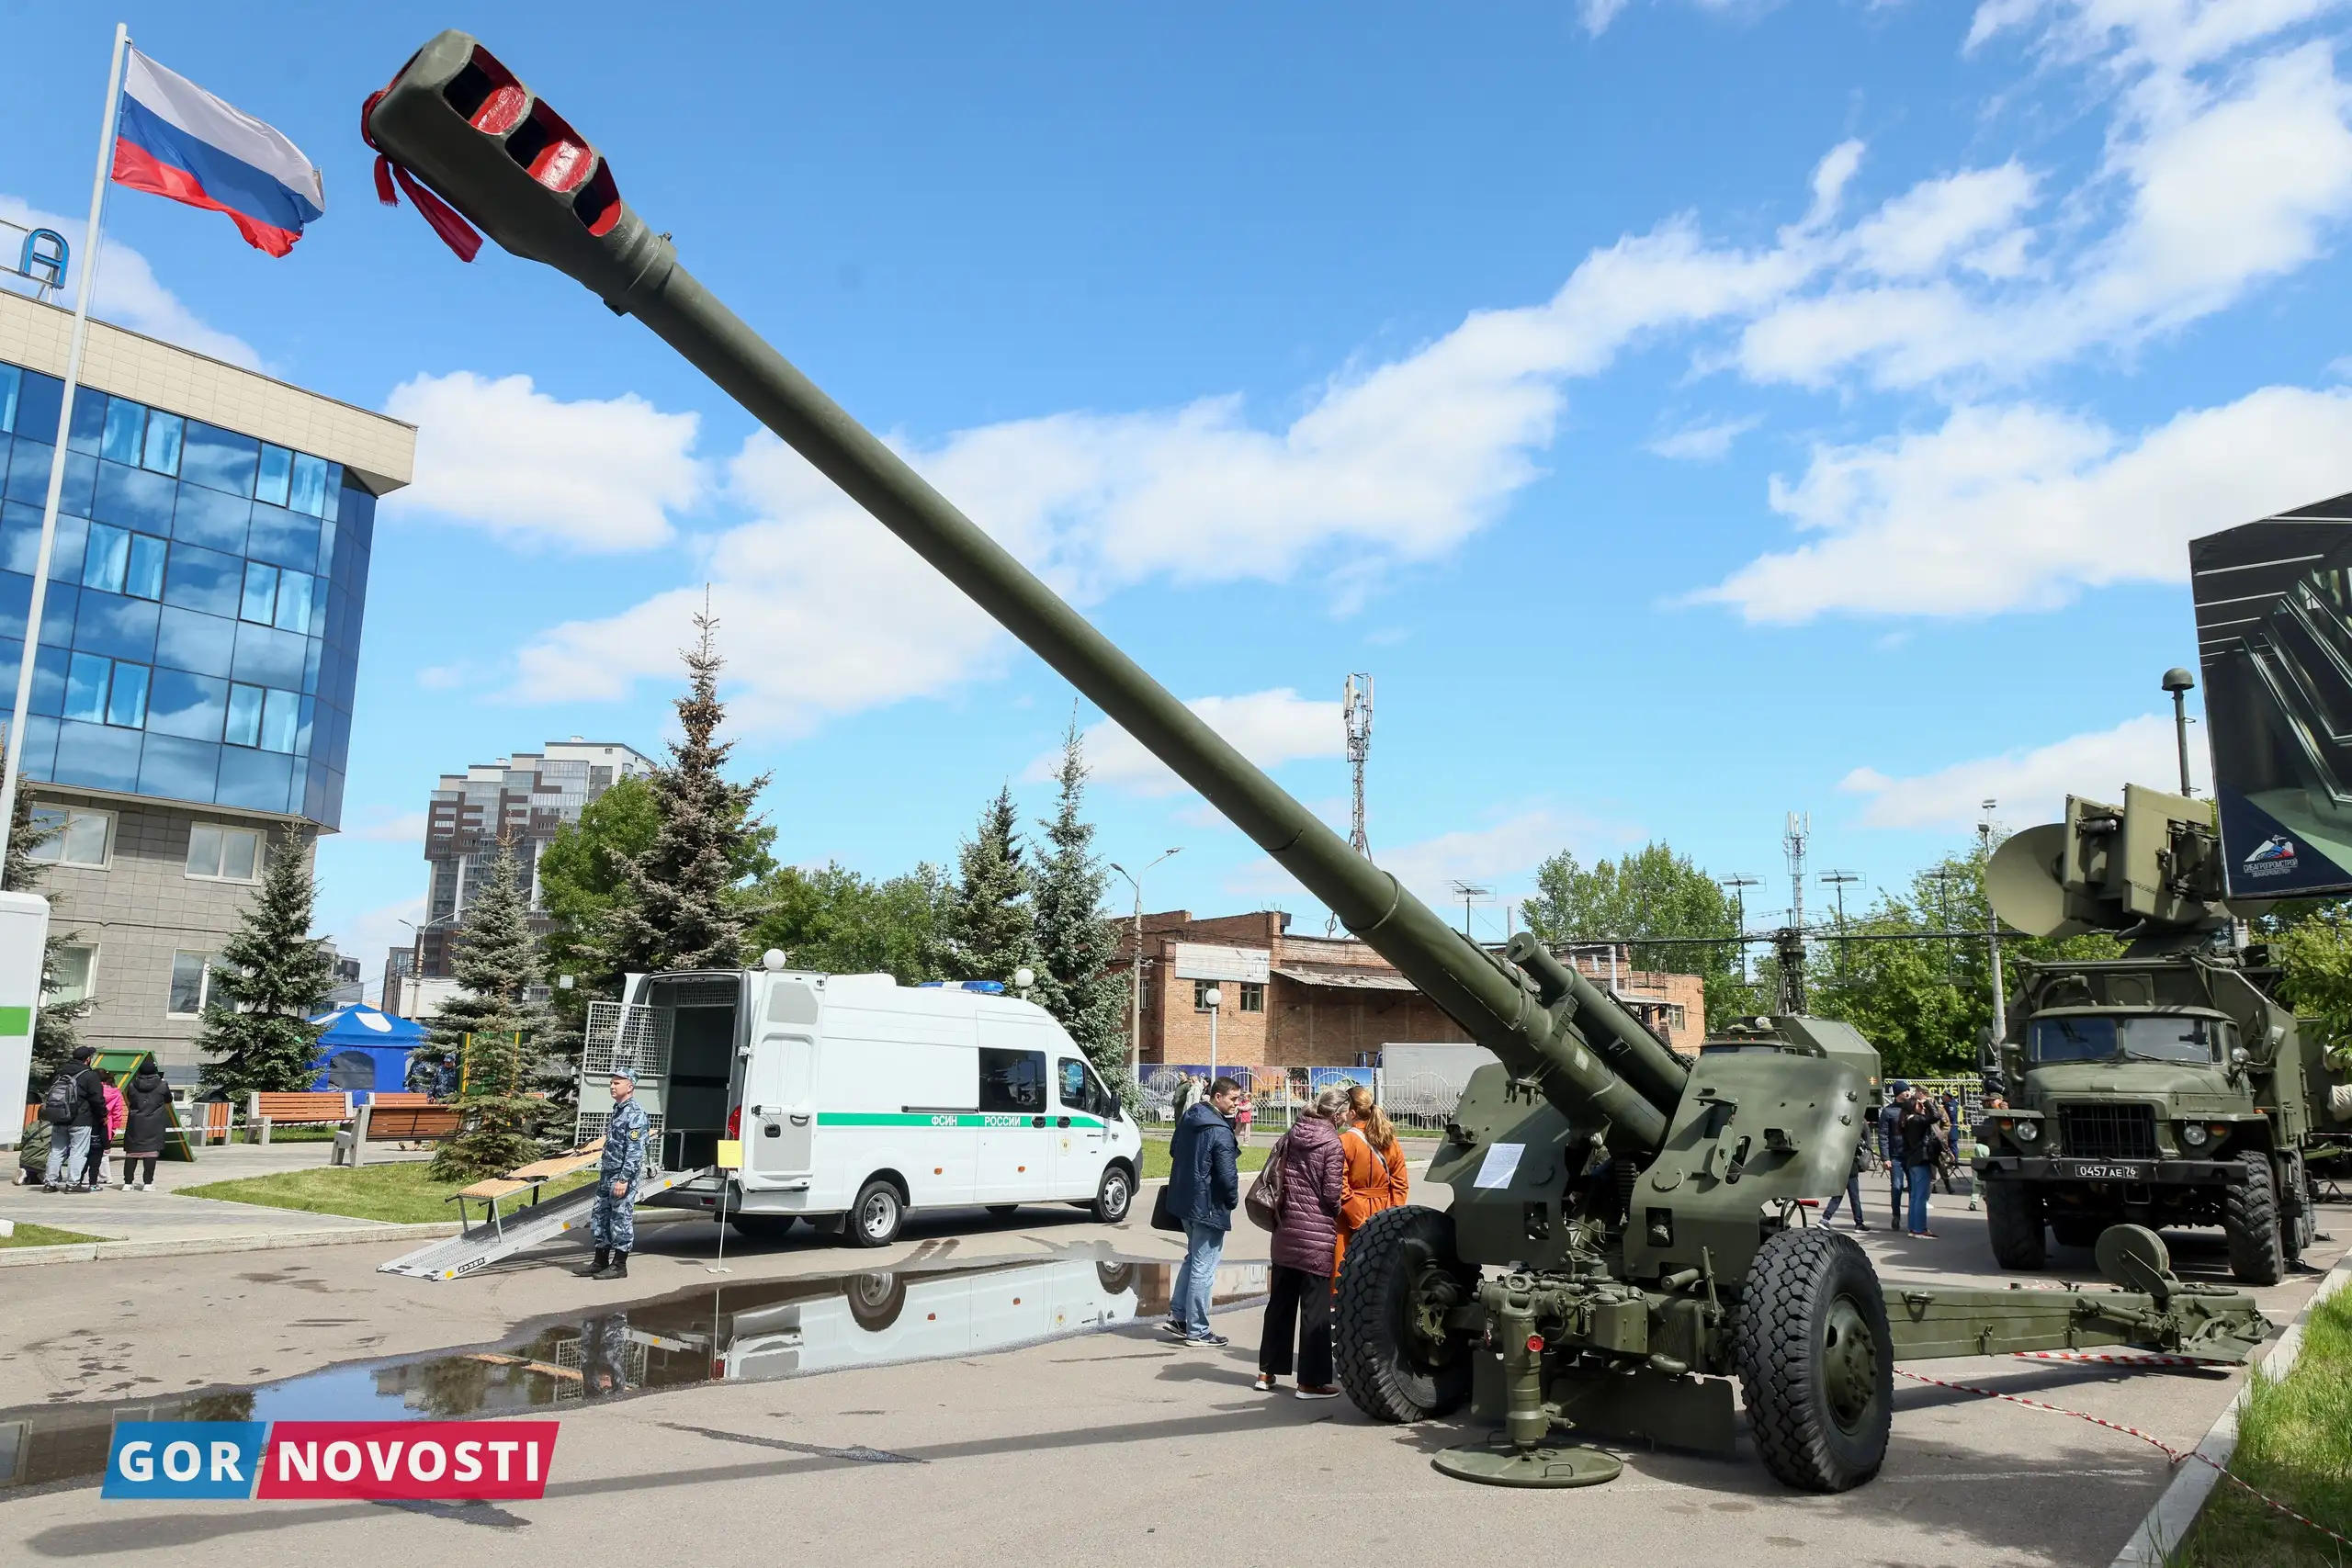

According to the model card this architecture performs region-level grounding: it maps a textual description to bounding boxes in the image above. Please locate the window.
[167,951,218,1015]
[256,444,293,508]
[978,1047,1046,1114]
[1193,980,1220,1012]
[240,561,277,625]
[141,412,183,476]
[101,398,143,465]
[187,823,263,882]
[28,805,110,867]
[225,682,265,747]
[1238,981,1265,1013]
[62,653,149,728]
[47,944,96,1005]
[1057,1057,1117,1119]
[273,570,311,632]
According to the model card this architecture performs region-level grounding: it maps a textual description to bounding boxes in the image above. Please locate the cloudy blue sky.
[6,1,2349,986]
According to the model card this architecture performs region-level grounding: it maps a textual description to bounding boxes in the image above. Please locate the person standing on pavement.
[40,1046,105,1192]
[1879,1082,1911,1227]
[119,1060,170,1190]
[1336,1084,1408,1275]
[1819,1134,1871,1230]
[1162,1076,1242,1347]
[1900,1090,1939,1237]
[1256,1085,1348,1399]
[84,1069,124,1189]
[582,1068,650,1280]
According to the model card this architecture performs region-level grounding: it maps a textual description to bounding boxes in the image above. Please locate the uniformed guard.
[583,1068,651,1280]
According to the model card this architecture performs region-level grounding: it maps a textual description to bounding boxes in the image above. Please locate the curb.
[0,1219,463,1268]
[2108,1251,2352,1568]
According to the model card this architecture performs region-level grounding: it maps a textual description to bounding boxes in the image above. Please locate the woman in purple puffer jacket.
[1255,1085,1350,1398]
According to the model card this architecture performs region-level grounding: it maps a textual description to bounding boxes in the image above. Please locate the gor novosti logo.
[2242,834,2300,880]
[105,1420,558,1501]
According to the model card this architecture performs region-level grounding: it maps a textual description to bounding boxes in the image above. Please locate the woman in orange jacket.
[1334,1084,1409,1275]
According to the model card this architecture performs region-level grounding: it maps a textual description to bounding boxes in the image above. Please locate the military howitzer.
[363,34,2277,1493]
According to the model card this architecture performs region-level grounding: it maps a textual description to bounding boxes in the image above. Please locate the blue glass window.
[321,465,342,522]
[106,660,148,728]
[83,524,128,592]
[101,399,142,465]
[94,460,177,534]
[51,719,141,793]
[154,605,236,677]
[178,422,258,497]
[16,711,56,776]
[147,669,227,740]
[0,571,28,639]
[63,651,107,723]
[0,365,17,434]
[224,682,263,747]
[37,581,77,648]
[67,389,106,456]
[126,534,164,601]
[138,734,220,801]
[141,412,182,476]
[289,453,329,517]
[74,591,157,662]
[11,373,61,446]
[240,561,277,625]
[163,544,241,617]
[260,686,297,753]
[244,504,316,570]
[232,622,304,688]
[215,745,290,813]
[1,502,45,575]
[171,485,248,553]
[28,644,67,717]
[273,570,311,634]
[255,445,292,508]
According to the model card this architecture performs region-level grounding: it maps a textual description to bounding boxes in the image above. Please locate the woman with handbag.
[1253,1085,1349,1397]
[1335,1084,1408,1275]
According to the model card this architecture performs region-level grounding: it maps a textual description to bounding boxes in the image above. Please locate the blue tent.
[306,1004,428,1100]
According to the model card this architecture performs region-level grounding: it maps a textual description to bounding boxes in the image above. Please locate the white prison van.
[577,956,1141,1247]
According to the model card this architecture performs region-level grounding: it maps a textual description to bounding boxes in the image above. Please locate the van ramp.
[379,1164,710,1281]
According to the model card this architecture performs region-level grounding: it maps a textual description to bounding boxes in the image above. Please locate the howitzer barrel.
[1504,933,1690,1118]
[364,32,1669,1152]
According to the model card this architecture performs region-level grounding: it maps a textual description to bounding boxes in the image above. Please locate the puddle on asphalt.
[0,1254,1270,1494]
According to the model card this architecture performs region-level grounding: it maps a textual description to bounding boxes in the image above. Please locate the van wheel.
[846,1179,905,1248]
[1092,1166,1134,1224]
[844,1270,907,1331]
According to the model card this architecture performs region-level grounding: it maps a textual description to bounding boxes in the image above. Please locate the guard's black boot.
[594,1251,628,1280]
[580,1246,609,1277]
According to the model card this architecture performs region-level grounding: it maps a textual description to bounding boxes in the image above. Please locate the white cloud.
[1848,163,2040,278]
[346,810,428,844]
[1030,690,1344,798]
[1840,713,2209,829]
[1647,414,1762,461]
[381,372,704,552]
[1697,384,2352,621]
[0,195,258,367]
[322,894,426,980]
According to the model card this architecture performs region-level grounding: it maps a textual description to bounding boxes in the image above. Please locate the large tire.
[1735,1228,1894,1494]
[2224,1153,2284,1286]
[844,1178,906,1249]
[1091,1165,1135,1224]
[1984,1178,2047,1269]
[1334,1205,1479,1423]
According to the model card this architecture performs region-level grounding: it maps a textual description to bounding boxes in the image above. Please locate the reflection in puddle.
[0,1255,1267,1493]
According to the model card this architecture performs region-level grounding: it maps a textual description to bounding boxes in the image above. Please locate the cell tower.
[1783,811,1809,931]
[1344,672,1374,856]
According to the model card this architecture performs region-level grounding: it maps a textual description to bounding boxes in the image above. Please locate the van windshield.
[2028,1015,2223,1065]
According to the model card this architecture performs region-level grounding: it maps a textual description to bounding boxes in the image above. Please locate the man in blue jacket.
[1163,1076,1242,1347]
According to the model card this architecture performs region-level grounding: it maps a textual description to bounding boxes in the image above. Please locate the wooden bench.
[187,1100,234,1146]
[449,1140,605,1235]
[368,1092,432,1109]
[332,1103,462,1168]
[250,1091,355,1144]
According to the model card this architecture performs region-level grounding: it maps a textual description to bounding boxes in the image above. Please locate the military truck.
[1979,784,2352,1284]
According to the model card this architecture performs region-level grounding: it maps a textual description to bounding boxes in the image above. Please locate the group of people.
[1159,1077,1407,1399]
[21,1045,172,1192]
[1800,1079,1976,1239]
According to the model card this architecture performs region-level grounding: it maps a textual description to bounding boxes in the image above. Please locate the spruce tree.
[428,837,548,1179]
[1030,716,1129,1089]
[198,829,335,1101]
[605,609,772,976]
[2,767,92,1100]
[944,785,1039,986]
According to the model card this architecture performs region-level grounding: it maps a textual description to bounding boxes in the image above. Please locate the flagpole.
[0,22,130,859]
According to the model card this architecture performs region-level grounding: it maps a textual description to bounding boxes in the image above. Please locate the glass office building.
[0,358,368,829]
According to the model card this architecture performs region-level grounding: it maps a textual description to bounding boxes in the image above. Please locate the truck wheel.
[1984,1179,2047,1269]
[1735,1227,1894,1494]
[1091,1166,1134,1224]
[2224,1153,2284,1286]
[845,1179,905,1248]
[1335,1206,1478,1423]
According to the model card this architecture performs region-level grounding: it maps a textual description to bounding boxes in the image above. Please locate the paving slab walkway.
[2,1143,433,1245]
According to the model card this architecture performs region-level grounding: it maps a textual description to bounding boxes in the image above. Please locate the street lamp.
[395,918,423,1016]
[1013,966,1035,1003]
[1202,985,1223,1079]
[1107,847,1182,1084]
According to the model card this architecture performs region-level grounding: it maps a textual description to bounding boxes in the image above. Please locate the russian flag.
[111,51,323,257]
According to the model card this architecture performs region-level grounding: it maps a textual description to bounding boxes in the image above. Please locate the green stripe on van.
[817,1111,1104,1130]
[0,1006,29,1037]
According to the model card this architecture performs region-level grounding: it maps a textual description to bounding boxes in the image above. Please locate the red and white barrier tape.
[2011,1349,2211,1368]
[1894,1367,2352,1551]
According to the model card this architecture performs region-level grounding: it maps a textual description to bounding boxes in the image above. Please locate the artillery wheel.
[2224,1153,2283,1286]
[1734,1227,1894,1493]
[1336,1205,1479,1423]
[1984,1178,2047,1269]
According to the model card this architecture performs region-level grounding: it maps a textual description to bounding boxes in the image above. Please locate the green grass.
[2179,1283,2352,1568]
[181,1162,593,1224]
[0,1221,105,1248]
[1140,1138,1274,1182]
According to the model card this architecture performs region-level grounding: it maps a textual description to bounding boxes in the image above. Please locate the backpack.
[40,1068,83,1126]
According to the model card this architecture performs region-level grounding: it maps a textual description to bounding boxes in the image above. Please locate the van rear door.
[742,1032,818,1189]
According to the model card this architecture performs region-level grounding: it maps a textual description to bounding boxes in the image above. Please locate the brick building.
[1114,909,1706,1070]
